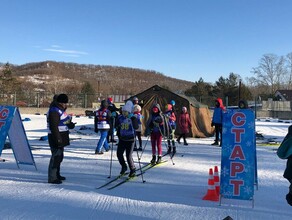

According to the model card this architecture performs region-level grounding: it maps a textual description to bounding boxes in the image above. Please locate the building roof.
[275,90,292,101]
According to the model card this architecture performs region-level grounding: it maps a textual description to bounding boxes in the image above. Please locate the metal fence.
[0,92,131,108]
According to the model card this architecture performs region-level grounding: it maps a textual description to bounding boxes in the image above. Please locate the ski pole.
[108,118,115,178]
[135,138,146,183]
[139,135,149,160]
[163,136,175,165]
[158,125,175,165]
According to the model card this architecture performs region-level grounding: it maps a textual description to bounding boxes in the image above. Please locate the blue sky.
[1,0,292,83]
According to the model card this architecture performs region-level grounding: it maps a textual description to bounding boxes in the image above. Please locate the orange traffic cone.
[202,168,219,201]
[214,166,220,195]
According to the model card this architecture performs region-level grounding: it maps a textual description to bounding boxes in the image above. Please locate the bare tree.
[251,54,287,94]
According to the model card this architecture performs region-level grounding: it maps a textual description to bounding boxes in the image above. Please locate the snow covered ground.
[0,114,291,220]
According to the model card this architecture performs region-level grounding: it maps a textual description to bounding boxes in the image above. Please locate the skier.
[133,104,143,151]
[94,99,111,154]
[116,100,138,177]
[164,103,177,155]
[145,103,165,164]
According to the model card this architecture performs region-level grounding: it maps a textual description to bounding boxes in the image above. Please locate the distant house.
[275,90,292,101]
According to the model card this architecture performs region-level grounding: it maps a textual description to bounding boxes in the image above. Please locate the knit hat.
[56,94,68,103]
[133,104,141,112]
[122,100,133,113]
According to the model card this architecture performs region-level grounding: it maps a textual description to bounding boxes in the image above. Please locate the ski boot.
[156,156,162,164]
[150,155,156,165]
[129,169,136,178]
[120,165,127,175]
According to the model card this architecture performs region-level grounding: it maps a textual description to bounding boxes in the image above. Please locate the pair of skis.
[97,160,167,190]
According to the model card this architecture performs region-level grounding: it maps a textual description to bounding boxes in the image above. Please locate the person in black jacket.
[47,94,75,184]
[107,97,119,143]
[116,100,138,177]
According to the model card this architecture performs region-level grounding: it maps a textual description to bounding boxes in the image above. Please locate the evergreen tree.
[0,62,20,95]
[185,77,213,105]
[81,81,96,108]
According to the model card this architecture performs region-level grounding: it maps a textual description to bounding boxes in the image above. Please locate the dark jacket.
[116,114,138,141]
[47,102,70,147]
[145,104,166,136]
[278,126,292,182]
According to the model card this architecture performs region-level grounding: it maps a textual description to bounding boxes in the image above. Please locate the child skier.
[145,103,165,164]
[133,104,143,151]
[116,100,138,177]
[164,103,177,156]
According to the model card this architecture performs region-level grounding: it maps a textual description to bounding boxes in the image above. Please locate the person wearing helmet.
[164,103,176,155]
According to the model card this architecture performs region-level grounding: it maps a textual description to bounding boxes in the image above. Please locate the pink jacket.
[178,111,191,134]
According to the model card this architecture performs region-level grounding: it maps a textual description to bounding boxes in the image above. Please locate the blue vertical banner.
[220,109,256,200]
[0,106,16,154]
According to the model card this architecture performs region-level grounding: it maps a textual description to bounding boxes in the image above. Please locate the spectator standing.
[211,98,225,146]
[107,97,119,143]
[47,94,75,184]
[177,106,192,146]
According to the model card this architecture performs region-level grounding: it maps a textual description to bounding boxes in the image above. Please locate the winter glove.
[67,122,76,129]
[144,128,151,137]
[57,139,63,147]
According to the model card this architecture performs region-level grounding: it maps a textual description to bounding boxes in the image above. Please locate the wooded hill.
[8,61,194,96]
